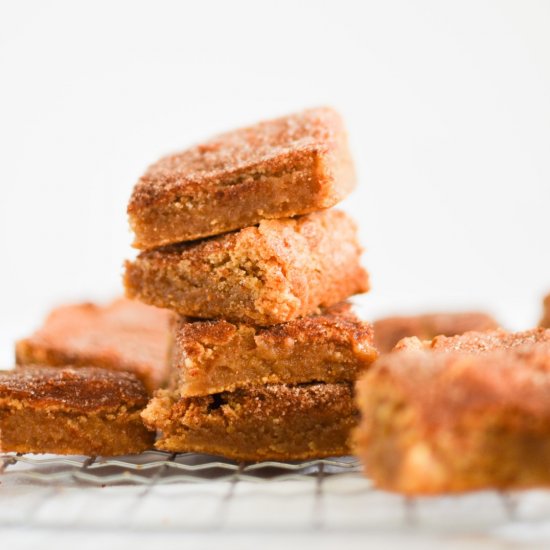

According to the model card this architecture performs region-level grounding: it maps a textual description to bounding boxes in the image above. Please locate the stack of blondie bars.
[2,105,550,492]
[124,108,378,460]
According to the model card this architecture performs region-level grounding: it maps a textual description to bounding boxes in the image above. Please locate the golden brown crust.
[361,342,550,424]
[540,293,550,328]
[355,340,550,494]
[0,366,149,412]
[142,382,357,461]
[15,298,173,393]
[124,210,369,325]
[373,312,499,353]
[0,367,153,455]
[395,327,550,354]
[128,107,356,249]
[172,303,377,396]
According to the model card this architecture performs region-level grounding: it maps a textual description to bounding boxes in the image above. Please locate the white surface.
[0,1,550,548]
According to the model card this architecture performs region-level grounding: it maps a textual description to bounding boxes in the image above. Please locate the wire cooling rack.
[3,450,550,547]
[0,450,359,485]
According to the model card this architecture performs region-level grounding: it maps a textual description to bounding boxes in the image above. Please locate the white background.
[1,0,549,368]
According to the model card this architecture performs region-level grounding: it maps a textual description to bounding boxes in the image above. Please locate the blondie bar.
[15,298,172,393]
[373,311,499,353]
[125,210,369,325]
[0,367,153,455]
[128,107,356,249]
[355,343,550,494]
[171,303,376,396]
[142,383,356,461]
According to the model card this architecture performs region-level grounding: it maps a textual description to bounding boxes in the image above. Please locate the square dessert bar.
[0,367,153,455]
[16,298,173,393]
[355,342,550,494]
[373,311,499,353]
[125,210,369,326]
[128,107,356,249]
[395,327,550,354]
[171,302,377,397]
[142,382,356,461]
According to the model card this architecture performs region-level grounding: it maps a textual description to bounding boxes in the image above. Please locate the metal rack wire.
[0,451,360,485]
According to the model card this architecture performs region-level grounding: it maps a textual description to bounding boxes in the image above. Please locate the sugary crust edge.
[128,107,356,248]
[0,366,150,413]
[15,339,163,395]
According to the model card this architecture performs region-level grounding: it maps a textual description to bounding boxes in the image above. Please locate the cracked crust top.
[175,302,373,352]
[395,327,550,354]
[127,107,356,248]
[0,367,149,413]
[359,341,550,427]
[129,107,351,209]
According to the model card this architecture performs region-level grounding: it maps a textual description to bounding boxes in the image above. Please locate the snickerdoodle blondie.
[355,341,550,494]
[125,210,369,325]
[15,298,172,393]
[128,107,356,249]
[142,382,356,461]
[0,367,153,455]
[171,303,376,396]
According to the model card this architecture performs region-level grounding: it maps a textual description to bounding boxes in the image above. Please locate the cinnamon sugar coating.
[395,327,550,354]
[16,298,173,393]
[128,107,356,249]
[142,382,356,461]
[540,293,550,328]
[171,303,377,396]
[0,367,153,455]
[373,311,499,353]
[355,340,550,494]
[124,210,369,325]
